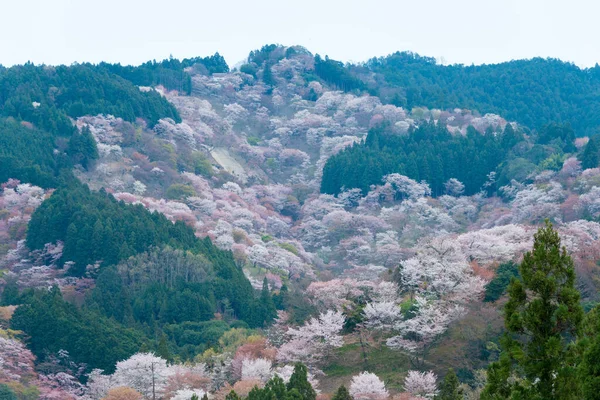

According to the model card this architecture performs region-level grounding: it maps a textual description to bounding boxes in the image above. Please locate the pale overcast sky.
[2,0,599,68]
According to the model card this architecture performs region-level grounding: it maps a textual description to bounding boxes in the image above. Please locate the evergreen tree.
[274,284,289,310]
[266,376,288,400]
[435,369,462,400]
[481,221,584,400]
[263,63,275,86]
[287,364,316,400]
[577,306,600,400]
[0,279,19,306]
[191,395,199,400]
[226,391,241,400]
[67,126,98,170]
[156,334,172,362]
[0,384,17,400]
[331,385,352,400]
[258,278,277,326]
[580,137,599,170]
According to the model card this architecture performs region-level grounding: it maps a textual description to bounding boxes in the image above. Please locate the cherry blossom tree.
[241,358,272,382]
[170,388,207,400]
[277,310,344,368]
[444,179,465,197]
[111,353,171,400]
[403,370,438,399]
[386,298,465,367]
[349,372,389,400]
[362,302,402,331]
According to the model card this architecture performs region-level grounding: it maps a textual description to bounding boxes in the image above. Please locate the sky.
[2,0,599,68]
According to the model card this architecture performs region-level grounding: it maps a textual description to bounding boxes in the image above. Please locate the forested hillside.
[356,53,600,136]
[3,45,600,399]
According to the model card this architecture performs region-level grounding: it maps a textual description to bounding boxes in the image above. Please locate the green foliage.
[322,122,515,196]
[100,53,228,95]
[226,391,241,400]
[331,385,352,400]
[240,64,258,78]
[10,286,142,373]
[0,118,66,188]
[247,136,261,146]
[364,53,600,135]
[539,153,566,172]
[484,262,520,302]
[314,55,365,92]
[263,63,275,87]
[244,371,317,400]
[580,137,599,170]
[26,183,199,275]
[278,242,299,256]
[287,364,316,400]
[166,183,197,200]
[435,369,463,400]
[165,320,231,357]
[0,384,17,400]
[192,152,214,177]
[67,126,98,170]
[482,221,584,399]
[248,45,285,65]
[156,334,172,362]
[578,306,600,400]
[257,278,277,325]
[1,278,19,306]
[0,63,180,130]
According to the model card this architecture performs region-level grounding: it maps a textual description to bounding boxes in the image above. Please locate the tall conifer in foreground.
[482,220,583,400]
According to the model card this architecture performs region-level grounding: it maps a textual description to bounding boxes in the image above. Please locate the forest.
[3,44,600,399]
[320,122,578,197]
[358,53,600,136]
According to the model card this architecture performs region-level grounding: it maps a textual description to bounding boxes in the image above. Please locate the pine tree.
[266,376,288,400]
[259,278,277,326]
[331,385,352,400]
[580,137,599,170]
[226,391,241,400]
[577,306,600,399]
[287,364,316,400]
[435,368,462,400]
[156,334,171,362]
[263,63,274,86]
[0,384,17,400]
[481,221,583,400]
[0,279,19,306]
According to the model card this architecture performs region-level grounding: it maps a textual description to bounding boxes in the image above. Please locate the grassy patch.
[321,337,411,393]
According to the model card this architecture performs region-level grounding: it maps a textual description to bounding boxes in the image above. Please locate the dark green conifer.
[435,369,462,400]
[331,385,352,400]
[482,221,583,400]
[581,137,599,170]
[287,364,316,400]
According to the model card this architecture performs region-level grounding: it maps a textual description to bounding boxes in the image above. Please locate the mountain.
[1,44,600,399]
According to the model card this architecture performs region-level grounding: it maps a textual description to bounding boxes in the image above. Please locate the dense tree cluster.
[0,63,180,132]
[10,286,142,373]
[0,118,68,188]
[313,55,366,92]
[321,120,581,197]
[100,53,229,95]
[26,183,276,325]
[26,183,199,275]
[321,122,519,196]
[360,52,600,135]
